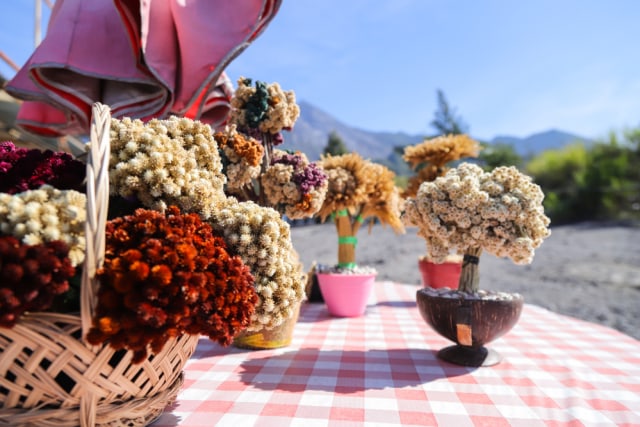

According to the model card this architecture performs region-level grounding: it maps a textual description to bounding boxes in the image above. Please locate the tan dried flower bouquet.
[308,152,405,316]
[402,133,481,198]
[316,152,405,272]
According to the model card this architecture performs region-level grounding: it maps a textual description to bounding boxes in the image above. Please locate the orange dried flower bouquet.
[86,206,257,363]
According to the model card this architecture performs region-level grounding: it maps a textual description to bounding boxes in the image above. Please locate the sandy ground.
[290,221,640,340]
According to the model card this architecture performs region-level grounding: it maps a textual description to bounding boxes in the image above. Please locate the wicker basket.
[0,104,199,427]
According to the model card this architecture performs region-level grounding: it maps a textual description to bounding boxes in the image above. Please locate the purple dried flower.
[271,152,303,169]
[271,152,327,195]
[293,162,327,194]
[242,128,284,146]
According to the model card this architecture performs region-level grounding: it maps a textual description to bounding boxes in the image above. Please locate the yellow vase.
[233,302,301,349]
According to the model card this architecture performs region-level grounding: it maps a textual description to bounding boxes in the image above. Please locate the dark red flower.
[88,206,258,363]
[0,141,85,194]
[0,236,76,327]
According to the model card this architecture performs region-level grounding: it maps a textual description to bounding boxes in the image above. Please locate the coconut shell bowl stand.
[416,288,524,367]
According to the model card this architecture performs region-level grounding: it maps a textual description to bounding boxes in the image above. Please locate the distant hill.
[280,101,423,161]
[491,129,593,157]
[281,101,594,174]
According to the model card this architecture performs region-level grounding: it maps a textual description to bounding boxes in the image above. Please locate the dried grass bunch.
[403,134,481,197]
[318,152,404,269]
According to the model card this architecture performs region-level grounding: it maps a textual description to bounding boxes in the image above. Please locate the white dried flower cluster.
[230,78,300,134]
[209,198,306,331]
[259,82,300,134]
[109,116,227,219]
[226,164,261,193]
[223,155,261,193]
[261,150,328,219]
[403,162,551,265]
[0,185,86,265]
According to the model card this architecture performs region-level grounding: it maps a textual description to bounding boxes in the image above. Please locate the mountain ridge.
[281,100,593,163]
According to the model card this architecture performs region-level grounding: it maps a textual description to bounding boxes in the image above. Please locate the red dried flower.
[0,236,76,327]
[88,206,258,362]
[0,141,85,194]
[129,261,150,281]
[150,264,173,286]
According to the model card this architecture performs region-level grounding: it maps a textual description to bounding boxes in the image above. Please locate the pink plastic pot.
[418,258,462,289]
[316,273,376,317]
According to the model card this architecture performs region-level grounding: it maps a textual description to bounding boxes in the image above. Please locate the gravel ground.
[290,221,640,340]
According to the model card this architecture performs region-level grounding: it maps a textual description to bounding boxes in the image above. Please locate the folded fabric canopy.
[5,0,281,137]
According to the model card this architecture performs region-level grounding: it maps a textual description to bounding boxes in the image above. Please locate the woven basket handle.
[81,103,111,337]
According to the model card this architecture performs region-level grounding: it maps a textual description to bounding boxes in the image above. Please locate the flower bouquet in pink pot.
[312,152,405,317]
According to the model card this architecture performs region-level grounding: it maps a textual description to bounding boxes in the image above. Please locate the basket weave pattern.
[0,104,199,427]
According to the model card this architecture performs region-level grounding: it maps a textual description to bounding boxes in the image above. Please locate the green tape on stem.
[338,236,358,245]
[338,262,357,269]
[336,209,349,217]
[356,215,364,223]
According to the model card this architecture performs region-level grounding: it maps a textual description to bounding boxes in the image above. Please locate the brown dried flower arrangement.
[86,206,258,363]
[317,152,405,271]
[0,236,75,327]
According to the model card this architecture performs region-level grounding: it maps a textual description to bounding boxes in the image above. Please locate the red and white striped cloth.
[154,282,640,427]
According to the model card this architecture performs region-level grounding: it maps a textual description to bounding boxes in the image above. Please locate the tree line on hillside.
[322,90,640,225]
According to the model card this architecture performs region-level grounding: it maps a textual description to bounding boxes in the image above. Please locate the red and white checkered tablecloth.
[153,281,640,427]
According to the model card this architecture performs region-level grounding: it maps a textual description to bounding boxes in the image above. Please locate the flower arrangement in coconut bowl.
[402,133,481,288]
[313,152,405,317]
[403,162,551,367]
[212,77,328,348]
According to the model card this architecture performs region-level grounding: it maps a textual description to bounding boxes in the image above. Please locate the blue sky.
[3,1,640,141]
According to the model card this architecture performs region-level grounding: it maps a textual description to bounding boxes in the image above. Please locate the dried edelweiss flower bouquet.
[0,124,260,363]
[403,162,551,295]
[218,77,328,221]
[0,109,309,363]
[109,115,306,335]
[316,152,405,273]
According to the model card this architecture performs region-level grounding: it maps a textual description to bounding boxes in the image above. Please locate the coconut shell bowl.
[416,287,524,367]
